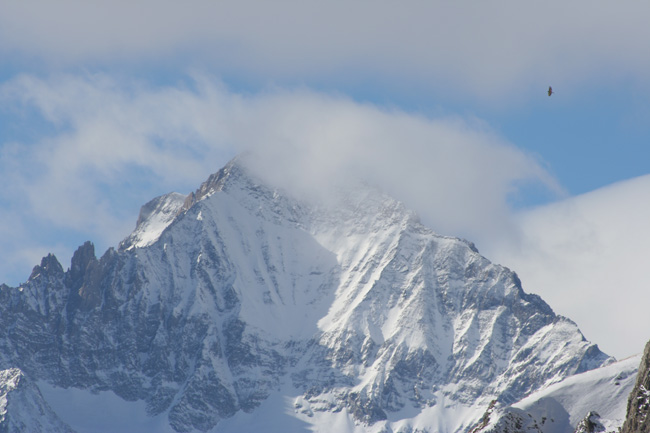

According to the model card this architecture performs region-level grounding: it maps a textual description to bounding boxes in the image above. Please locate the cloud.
[0,73,558,285]
[2,1,650,102]
[486,174,650,360]
[238,92,563,245]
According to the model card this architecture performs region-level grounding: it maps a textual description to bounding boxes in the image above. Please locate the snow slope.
[0,368,74,433]
[474,355,640,433]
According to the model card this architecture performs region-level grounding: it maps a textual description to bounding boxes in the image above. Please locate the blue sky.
[1,1,649,358]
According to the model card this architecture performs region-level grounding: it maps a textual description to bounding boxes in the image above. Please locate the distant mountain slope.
[0,157,612,432]
[472,354,639,433]
[0,368,74,433]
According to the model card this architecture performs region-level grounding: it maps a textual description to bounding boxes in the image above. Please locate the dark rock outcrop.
[573,411,605,433]
[620,341,650,433]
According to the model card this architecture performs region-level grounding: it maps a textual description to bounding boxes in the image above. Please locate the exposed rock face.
[621,341,650,433]
[573,411,606,433]
[472,406,547,433]
[0,158,612,432]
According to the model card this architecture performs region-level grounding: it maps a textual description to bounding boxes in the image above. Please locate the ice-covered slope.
[0,158,612,432]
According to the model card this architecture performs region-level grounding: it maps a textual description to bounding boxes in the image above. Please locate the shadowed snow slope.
[0,157,611,432]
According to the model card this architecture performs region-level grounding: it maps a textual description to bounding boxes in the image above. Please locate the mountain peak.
[28,254,63,281]
[119,192,187,251]
[119,157,268,252]
[183,157,247,207]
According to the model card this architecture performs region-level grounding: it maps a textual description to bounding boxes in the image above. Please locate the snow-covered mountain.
[0,157,615,432]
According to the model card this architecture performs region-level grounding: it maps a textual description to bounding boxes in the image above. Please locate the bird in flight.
[548,86,554,96]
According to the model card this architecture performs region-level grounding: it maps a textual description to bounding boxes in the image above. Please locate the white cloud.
[239,94,563,245]
[0,73,558,285]
[486,174,650,360]
[2,1,650,102]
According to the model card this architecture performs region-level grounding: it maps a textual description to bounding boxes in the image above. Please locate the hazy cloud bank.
[2,1,650,102]
[0,73,559,284]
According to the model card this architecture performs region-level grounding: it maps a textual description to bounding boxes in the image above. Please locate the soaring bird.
[548,86,554,96]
